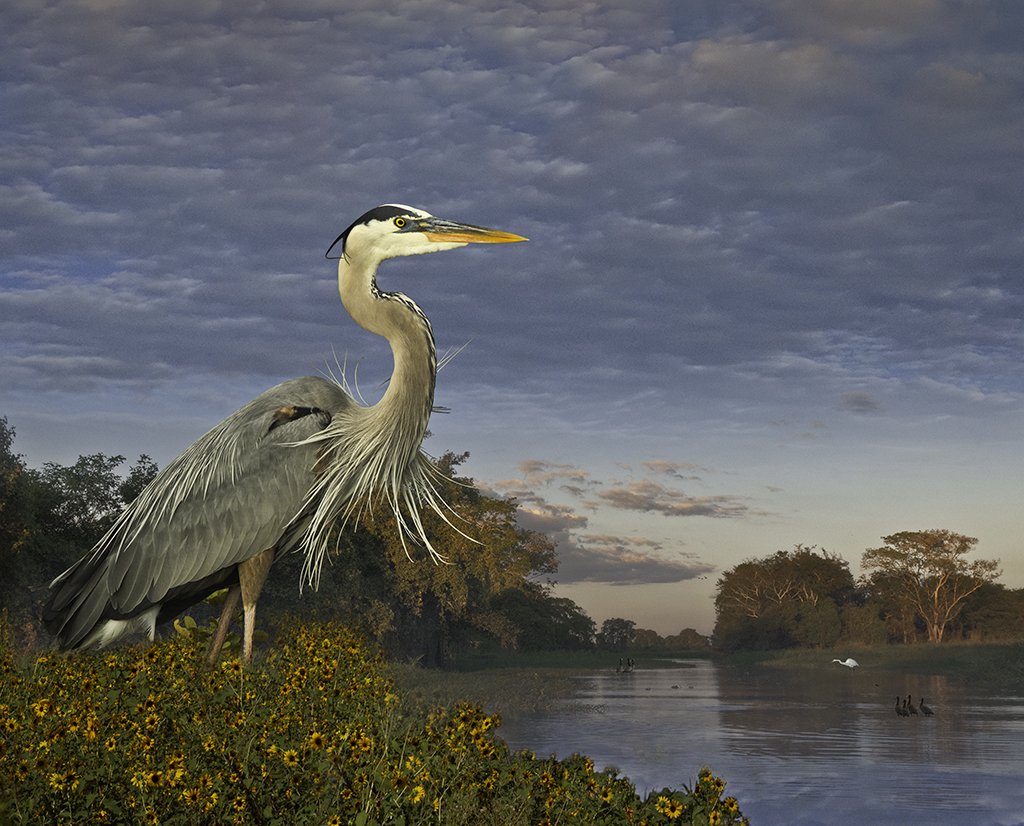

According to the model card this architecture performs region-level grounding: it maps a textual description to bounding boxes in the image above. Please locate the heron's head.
[326,204,526,263]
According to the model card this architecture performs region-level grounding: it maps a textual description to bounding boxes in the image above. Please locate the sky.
[3,0,1022,636]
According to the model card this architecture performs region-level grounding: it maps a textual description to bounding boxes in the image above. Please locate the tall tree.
[262,451,560,665]
[861,530,1000,643]
[713,545,853,650]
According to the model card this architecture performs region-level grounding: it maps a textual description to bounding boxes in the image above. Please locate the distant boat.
[832,658,860,668]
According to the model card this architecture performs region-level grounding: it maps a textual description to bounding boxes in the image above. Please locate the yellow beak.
[421,218,527,245]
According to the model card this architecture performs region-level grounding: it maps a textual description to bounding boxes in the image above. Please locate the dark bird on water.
[42,205,526,663]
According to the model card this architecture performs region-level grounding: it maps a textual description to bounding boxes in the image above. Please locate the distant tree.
[118,454,159,504]
[663,628,710,649]
[0,419,162,647]
[0,417,36,564]
[597,617,636,650]
[35,453,128,548]
[839,602,889,645]
[957,584,1024,642]
[488,587,596,650]
[862,530,1001,643]
[632,628,664,649]
[714,545,854,651]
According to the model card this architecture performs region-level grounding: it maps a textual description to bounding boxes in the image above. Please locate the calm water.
[497,660,1024,826]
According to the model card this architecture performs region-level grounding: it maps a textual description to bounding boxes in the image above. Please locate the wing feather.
[43,376,351,648]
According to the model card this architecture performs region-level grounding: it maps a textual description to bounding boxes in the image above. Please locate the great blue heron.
[42,204,526,663]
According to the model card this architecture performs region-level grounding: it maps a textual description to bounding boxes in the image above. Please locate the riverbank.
[390,648,711,717]
[391,641,1024,719]
[719,641,1024,688]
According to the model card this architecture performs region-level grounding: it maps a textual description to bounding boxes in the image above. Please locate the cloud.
[2,0,1023,625]
[556,531,716,586]
[839,391,881,414]
[641,460,709,481]
[591,480,749,519]
[517,460,592,489]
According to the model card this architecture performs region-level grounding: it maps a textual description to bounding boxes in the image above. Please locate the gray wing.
[43,376,352,648]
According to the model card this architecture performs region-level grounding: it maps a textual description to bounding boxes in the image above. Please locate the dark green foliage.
[0,418,159,647]
[597,617,636,651]
[488,587,597,650]
[713,545,854,652]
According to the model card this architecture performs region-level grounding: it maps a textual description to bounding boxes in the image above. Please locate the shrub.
[0,618,747,825]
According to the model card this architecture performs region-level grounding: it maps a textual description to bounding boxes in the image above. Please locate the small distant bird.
[907,694,919,716]
[832,658,860,668]
[894,696,903,717]
[919,698,935,716]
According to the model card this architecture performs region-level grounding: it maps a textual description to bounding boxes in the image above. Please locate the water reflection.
[497,660,1024,826]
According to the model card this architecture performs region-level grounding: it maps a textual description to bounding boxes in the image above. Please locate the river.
[496,659,1024,825]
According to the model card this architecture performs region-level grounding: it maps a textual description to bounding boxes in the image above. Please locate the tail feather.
[43,549,241,650]
[42,551,113,649]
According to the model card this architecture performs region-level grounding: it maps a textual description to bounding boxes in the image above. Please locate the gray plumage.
[42,204,526,661]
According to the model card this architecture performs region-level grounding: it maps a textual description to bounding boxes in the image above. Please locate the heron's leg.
[238,548,275,664]
[207,585,241,666]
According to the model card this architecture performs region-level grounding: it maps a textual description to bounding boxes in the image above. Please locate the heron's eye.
[394,217,407,228]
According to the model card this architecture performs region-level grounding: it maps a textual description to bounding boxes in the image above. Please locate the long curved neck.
[338,254,436,455]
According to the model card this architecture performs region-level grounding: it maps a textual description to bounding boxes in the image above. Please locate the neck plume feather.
[294,255,463,590]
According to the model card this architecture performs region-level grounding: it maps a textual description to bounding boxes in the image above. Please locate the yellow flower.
[32,699,51,718]
[282,749,299,767]
[326,817,342,826]
[308,731,325,750]
[708,809,722,825]
[412,785,426,803]
[600,787,614,804]
[665,798,685,820]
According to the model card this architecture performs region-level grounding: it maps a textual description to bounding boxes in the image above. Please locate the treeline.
[713,541,1024,652]
[3,416,701,666]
